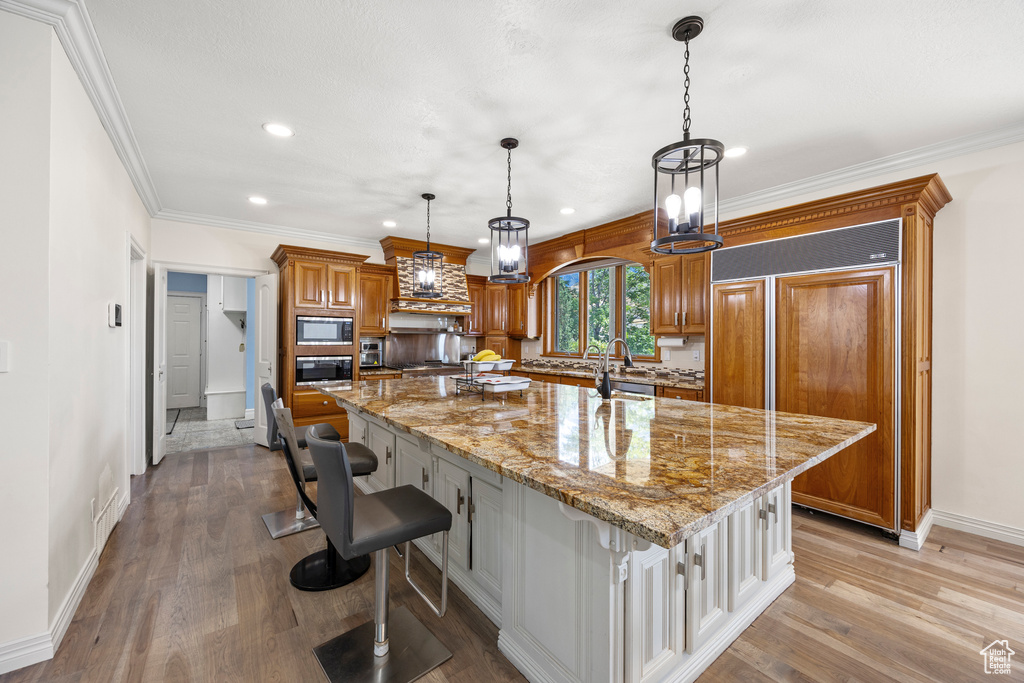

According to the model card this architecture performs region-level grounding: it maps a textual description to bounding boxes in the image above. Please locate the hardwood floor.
[4,444,1021,682]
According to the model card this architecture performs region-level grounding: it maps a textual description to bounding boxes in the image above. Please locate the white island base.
[348,409,795,683]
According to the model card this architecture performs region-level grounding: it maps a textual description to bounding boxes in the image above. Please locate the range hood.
[380,237,476,316]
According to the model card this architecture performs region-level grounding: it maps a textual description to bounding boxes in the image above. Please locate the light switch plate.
[0,340,9,372]
[693,349,701,361]
[663,349,671,361]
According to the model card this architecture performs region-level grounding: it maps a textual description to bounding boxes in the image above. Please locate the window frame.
[544,263,660,361]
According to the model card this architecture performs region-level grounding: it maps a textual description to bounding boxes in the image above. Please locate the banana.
[472,350,494,361]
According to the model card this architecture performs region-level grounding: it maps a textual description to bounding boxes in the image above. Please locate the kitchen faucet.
[598,338,633,399]
[582,343,601,360]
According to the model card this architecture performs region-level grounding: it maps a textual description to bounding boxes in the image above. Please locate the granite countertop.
[359,366,402,377]
[517,363,705,391]
[320,378,874,548]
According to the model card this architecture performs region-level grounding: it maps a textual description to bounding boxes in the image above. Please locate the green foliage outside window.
[624,265,654,356]
[555,273,580,353]
[587,267,614,352]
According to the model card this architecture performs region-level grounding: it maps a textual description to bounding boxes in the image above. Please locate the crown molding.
[154,209,384,252]
[1,0,161,214]
[720,121,1024,216]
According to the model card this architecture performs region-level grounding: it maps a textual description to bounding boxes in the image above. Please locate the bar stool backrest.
[306,430,357,555]
[272,400,309,488]
[261,383,281,451]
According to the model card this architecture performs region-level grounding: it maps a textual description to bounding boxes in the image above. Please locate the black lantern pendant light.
[412,193,444,299]
[488,138,530,284]
[650,16,724,255]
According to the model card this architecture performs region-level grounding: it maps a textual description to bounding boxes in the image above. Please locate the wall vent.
[711,218,901,282]
[94,488,119,555]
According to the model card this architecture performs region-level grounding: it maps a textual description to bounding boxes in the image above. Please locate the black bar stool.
[260,382,341,538]
[307,429,453,683]
[273,404,378,591]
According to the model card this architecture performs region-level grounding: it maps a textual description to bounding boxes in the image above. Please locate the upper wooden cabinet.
[652,254,708,335]
[508,284,525,337]
[485,284,508,335]
[358,266,393,336]
[293,259,327,308]
[466,275,487,337]
[327,264,356,310]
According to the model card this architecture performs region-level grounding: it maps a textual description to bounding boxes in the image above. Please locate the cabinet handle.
[457,488,464,515]
[676,560,686,581]
[674,311,679,326]
[468,496,475,523]
[386,447,391,464]
[422,469,429,488]
[681,311,687,326]
[322,400,328,406]
[694,544,706,581]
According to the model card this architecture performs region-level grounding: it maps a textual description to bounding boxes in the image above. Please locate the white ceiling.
[84,0,1024,249]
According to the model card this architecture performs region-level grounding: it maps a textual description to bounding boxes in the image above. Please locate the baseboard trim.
[898,508,934,551]
[932,510,1024,548]
[0,632,53,676]
[49,547,99,655]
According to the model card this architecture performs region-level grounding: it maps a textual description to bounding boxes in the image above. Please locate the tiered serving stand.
[454,359,531,400]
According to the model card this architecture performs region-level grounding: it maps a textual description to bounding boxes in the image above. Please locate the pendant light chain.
[682,33,691,138]
[505,147,513,216]
[425,196,431,248]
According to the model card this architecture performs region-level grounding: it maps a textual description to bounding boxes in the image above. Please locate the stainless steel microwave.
[295,356,353,385]
[296,316,353,345]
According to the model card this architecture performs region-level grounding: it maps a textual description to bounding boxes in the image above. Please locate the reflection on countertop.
[320,377,874,548]
[358,366,401,377]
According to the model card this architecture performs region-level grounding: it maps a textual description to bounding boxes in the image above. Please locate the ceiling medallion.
[650,16,724,255]
[412,193,444,299]
[488,138,530,284]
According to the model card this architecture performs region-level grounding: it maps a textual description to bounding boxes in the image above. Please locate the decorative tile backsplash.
[395,257,470,302]
[521,357,704,382]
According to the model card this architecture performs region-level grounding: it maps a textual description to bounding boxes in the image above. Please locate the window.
[554,272,580,353]
[549,263,655,359]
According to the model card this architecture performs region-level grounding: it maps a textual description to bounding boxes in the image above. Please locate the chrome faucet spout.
[582,343,601,361]
[599,338,634,399]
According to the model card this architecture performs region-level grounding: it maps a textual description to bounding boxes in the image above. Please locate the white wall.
[718,141,1024,532]
[205,275,246,419]
[46,31,152,623]
[0,13,53,648]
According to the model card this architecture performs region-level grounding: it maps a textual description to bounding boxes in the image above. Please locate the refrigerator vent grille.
[711,219,901,282]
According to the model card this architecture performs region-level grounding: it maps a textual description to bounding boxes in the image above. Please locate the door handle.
[674,311,679,326]
[457,488,464,515]
[694,544,706,581]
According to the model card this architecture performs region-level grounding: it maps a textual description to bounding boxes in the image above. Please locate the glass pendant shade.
[413,193,444,298]
[650,16,725,256]
[488,138,530,284]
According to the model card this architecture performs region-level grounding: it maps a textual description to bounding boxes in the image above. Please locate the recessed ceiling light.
[262,122,294,137]
[724,146,748,158]
[478,238,489,244]
[382,220,397,228]
[560,207,575,215]
[248,196,268,205]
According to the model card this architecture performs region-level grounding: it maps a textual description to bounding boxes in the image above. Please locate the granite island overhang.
[318,377,875,682]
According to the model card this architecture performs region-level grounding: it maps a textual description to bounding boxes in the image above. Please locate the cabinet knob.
[322,400,328,406]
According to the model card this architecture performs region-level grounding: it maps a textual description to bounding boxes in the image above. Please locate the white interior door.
[166,295,202,409]
[152,264,168,465]
[253,273,278,447]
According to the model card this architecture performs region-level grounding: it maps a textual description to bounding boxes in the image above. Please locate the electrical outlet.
[663,349,671,361]
[693,349,701,361]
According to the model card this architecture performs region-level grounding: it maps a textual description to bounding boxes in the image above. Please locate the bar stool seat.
[307,430,454,683]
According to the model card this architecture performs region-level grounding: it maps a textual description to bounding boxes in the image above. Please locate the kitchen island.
[320,378,874,683]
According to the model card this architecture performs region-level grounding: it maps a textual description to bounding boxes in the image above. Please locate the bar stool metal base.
[262,508,319,539]
[290,548,370,591]
[312,606,452,683]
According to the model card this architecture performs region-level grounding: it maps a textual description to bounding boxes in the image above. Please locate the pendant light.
[650,16,724,255]
[488,138,530,284]
[412,193,444,299]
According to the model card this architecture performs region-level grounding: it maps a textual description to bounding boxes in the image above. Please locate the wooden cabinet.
[466,275,487,337]
[778,268,895,530]
[362,372,400,381]
[396,433,432,495]
[652,257,683,334]
[685,517,728,654]
[358,266,393,336]
[485,284,508,335]
[652,254,708,335]
[327,263,356,309]
[469,477,503,603]
[293,259,327,308]
[508,283,526,337]
[657,386,704,402]
[272,246,369,443]
[483,336,508,360]
[711,280,766,409]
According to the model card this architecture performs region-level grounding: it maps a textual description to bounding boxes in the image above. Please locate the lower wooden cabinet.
[657,386,704,402]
